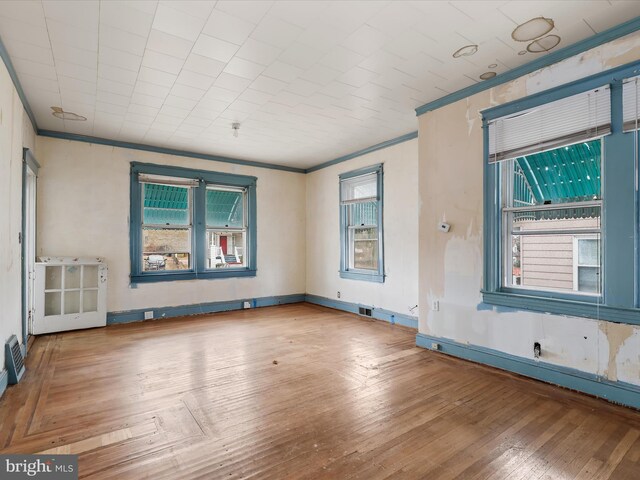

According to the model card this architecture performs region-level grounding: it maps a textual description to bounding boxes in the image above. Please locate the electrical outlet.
[243,301,251,309]
[431,342,440,350]
[432,300,439,311]
[337,291,341,299]
[144,311,153,320]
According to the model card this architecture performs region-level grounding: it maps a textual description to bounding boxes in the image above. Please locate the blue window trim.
[339,164,385,283]
[130,162,257,284]
[482,59,640,326]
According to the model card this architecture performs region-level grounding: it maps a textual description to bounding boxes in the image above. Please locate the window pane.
[206,189,244,228]
[45,292,61,316]
[352,227,378,270]
[578,266,600,293]
[511,139,601,207]
[45,266,62,290]
[143,183,190,225]
[143,227,191,271]
[65,265,81,289]
[207,230,246,268]
[64,290,80,314]
[578,238,599,265]
[83,289,98,313]
[348,201,378,226]
[341,172,377,202]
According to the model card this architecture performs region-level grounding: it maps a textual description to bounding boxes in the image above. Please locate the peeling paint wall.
[306,139,419,317]
[0,60,36,370]
[35,137,306,314]
[418,32,640,386]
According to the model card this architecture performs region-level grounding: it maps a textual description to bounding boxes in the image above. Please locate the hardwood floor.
[1,303,639,479]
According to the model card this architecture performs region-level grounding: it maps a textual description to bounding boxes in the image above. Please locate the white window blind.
[341,172,378,204]
[623,76,639,132]
[487,86,611,163]
[138,173,199,187]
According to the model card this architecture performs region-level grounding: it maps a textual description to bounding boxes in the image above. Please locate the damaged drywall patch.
[465,98,476,137]
[599,322,635,381]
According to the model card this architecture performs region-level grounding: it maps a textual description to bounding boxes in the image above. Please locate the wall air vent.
[5,335,25,384]
[358,307,373,317]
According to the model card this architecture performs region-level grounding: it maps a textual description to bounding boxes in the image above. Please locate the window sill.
[131,269,256,284]
[340,270,385,283]
[482,290,640,326]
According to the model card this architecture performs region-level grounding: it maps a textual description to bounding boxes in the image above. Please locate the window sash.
[142,181,193,227]
[623,76,640,132]
[206,228,247,269]
[348,226,379,271]
[340,172,378,204]
[205,185,246,229]
[141,227,193,271]
[488,86,611,163]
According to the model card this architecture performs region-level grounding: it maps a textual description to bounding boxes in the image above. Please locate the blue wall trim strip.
[416,333,640,410]
[415,16,640,117]
[38,130,306,174]
[107,294,306,325]
[0,35,37,131]
[306,131,418,173]
[0,369,7,400]
[305,294,418,329]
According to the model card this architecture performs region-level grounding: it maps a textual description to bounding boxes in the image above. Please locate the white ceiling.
[0,1,638,169]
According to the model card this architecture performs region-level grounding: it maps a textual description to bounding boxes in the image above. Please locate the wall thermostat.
[437,222,451,233]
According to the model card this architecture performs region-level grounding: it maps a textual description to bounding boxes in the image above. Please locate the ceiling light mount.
[512,17,555,42]
[480,72,497,80]
[452,44,478,58]
[51,106,86,121]
[232,122,240,138]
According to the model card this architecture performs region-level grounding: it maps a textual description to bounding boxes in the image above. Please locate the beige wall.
[306,139,419,317]
[35,137,306,314]
[418,31,640,386]
[0,60,36,370]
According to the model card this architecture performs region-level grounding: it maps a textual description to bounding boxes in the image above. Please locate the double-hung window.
[339,164,384,282]
[131,163,256,283]
[483,85,611,311]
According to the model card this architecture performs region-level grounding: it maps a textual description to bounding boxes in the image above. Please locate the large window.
[131,163,256,283]
[482,65,640,325]
[339,164,384,282]
[503,139,602,296]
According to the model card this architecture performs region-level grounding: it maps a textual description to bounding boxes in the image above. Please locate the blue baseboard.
[107,294,306,325]
[304,294,418,329]
[416,333,640,410]
[0,369,7,399]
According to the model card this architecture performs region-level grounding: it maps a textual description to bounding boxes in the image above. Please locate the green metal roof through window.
[515,140,601,204]
[513,140,601,220]
[143,184,243,227]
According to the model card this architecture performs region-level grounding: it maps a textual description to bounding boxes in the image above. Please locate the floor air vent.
[358,307,373,317]
[5,335,25,384]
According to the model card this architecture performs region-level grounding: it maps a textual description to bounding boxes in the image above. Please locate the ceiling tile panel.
[152,4,207,42]
[193,34,240,63]
[202,9,256,45]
